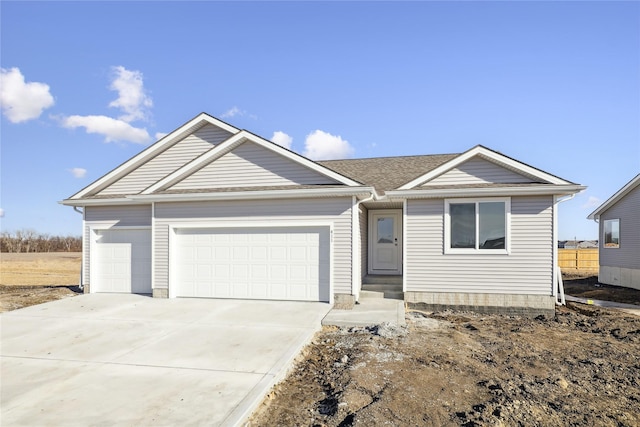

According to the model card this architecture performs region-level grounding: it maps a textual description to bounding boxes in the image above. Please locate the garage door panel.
[174,227,330,302]
[93,229,151,294]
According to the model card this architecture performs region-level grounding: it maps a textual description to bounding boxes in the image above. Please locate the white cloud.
[582,195,602,209]
[303,130,354,160]
[62,115,151,144]
[0,67,55,123]
[0,208,4,218]
[68,167,87,178]
[155,132,169,140]
[271,131,293,149]
[221,106,244,119]
[108,66,152,122]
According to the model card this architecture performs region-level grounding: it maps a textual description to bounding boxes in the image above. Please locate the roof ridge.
[317,152,459,163]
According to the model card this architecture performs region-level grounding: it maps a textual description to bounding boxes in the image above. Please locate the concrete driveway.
[1,294,330,426]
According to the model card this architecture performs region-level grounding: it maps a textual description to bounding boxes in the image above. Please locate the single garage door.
[174,226,330,302]
[92,229,152,294]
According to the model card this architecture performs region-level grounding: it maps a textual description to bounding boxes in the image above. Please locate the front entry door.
[369,210,402,274]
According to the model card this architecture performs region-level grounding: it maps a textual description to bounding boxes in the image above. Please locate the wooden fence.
[558,248,599,272]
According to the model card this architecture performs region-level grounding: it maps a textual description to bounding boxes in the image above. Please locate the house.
[61,113,585,315]
[588,174,640,290]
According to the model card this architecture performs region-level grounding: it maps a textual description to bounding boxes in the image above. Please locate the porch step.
[360,284,404,301]
[363,275,403,285]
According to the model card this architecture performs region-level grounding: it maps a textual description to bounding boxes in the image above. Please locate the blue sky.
[1,1,638,239]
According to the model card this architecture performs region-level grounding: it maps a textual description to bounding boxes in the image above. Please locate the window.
[603,219,619,248]
[445,198,509,253]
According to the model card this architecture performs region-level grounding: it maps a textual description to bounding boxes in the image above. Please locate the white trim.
[81,211,87,288]
[552,195,558,297]
[602,218,621,249]
[60,187,374,206]
[387,184,585,199]
[151,202,156,294]
[167,221,334,303]
[69,113,240,199]
[368,209,403,275]
[402,199,408,293]
[444,197,511,255]
[588,174,640,220]
[398,146,572,190]
[143,130,361,194]
[351,196,360,301]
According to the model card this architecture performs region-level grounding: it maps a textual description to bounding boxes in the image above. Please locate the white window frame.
[603,218,620,249]
[444,197,511,255]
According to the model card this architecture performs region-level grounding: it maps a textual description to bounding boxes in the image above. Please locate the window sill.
[444,249,510,255]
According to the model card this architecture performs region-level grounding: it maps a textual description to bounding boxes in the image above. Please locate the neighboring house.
[588,174,640,290]
[61,113,585,314]
[558,240,598,249]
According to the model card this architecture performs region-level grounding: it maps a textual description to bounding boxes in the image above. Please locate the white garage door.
[93,229,152,294]
[174,227,330,302]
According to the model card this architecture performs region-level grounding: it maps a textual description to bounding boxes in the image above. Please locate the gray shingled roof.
[318,153,459,194]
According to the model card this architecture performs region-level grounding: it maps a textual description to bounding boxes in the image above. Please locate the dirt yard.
[2,255,640,425]
[250,304,640,426]
[0,252,81,312]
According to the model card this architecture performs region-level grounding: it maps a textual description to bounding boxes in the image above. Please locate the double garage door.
[174,227,330,302]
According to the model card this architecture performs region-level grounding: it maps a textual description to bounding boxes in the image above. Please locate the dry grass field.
[0,252,82,312]
[0,252,81,286]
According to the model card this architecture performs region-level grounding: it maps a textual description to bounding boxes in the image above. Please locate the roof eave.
[386,185,586,200]
[61,187,374,206]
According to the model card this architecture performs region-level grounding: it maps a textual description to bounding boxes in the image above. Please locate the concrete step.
[360,288,404,301]
[363,275,403,285]
[361,284,402,293]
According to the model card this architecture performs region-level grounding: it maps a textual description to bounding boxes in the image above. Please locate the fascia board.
[59,198,134,207]
[398,146,570,190]
[128,186,375,203]
[69,113,240,200]
[142,132,247,194]
[386,185,586,199]
[587,173,640,220]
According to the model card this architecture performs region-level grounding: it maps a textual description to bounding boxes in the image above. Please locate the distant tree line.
[0,230,82,253]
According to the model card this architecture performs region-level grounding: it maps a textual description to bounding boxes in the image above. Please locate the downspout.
[554,193,576,305]
[352,191,378,302]
[72,206,84,291]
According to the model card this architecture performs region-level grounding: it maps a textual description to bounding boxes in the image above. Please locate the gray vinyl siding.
[424,158,533,186]
[153,197,353,294]
[170,141,337,190]
[405,196,554,294]
[83,204,152,287]
[599,184,640,269]
[98,125,233,195]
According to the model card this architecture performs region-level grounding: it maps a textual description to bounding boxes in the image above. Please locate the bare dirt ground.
[250,304,640,427]
[2,256,640,426]
[0,252,82,313]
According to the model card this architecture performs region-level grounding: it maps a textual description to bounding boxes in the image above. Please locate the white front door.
[369,210,402,274]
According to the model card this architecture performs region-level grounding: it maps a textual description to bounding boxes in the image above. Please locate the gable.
[422,157,537,187]
[98,124,233,196]
[168,140,340,191]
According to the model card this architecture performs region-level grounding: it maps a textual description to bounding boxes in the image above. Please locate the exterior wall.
[98,124,232,195]
[599,184,640,271]
[153,197,353,295]
[171,141,337,190]
[83,204,152,290]
[424,158,533,186]
[405,196,554,300]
